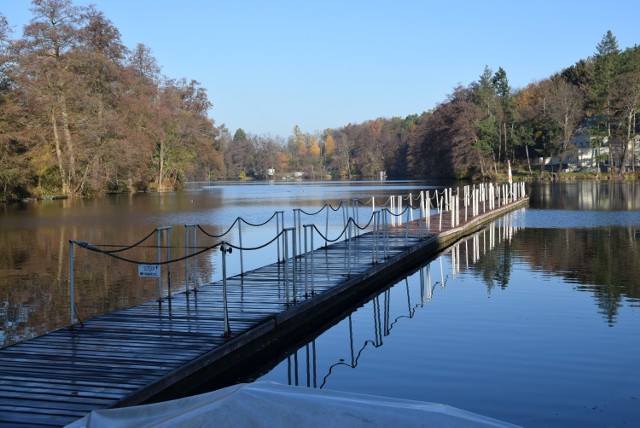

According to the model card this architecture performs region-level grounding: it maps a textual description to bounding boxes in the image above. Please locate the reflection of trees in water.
[477,245,512,292]
[472,226,639,325]
[529,181,640,211]
[0,223,225,348]
[271,218,636,390]
[450,219,517,293]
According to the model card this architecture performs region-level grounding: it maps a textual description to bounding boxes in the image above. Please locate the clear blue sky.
[3,0,639,138]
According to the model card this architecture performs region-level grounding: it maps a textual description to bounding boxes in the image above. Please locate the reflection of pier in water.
[281,212,523,389]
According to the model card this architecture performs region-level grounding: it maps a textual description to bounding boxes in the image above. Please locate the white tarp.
[66,381,520,428]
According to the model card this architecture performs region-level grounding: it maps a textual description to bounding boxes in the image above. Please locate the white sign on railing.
[138,264,161,278]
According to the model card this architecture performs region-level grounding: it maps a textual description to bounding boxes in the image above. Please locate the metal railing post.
[185,225,190,292]
[384,209,390,259]
[297,209,302,257]
[451,195,455,229]
[166,230,172,300]
[185,224,199,293]
[390,197,395,227]
[464,186,468,222]
[157,230,162,301]
[372,211,378,264]
[303,224,309,297]
[405,207,409,242]
[409,193,413,222]
[221,242,231,337]
[156,226,171,303]
[347,219,352,275]
[277,211,283,262]
[325,205,329,247]
[310,225,315,296]
[292,226,297,303]
[193,226,198,291]
[69,240,75,325]
[284,227,296,305]
[426,190,431,235]
[283,228,290,305]
[352,198,358,231]
[444,188,449,211]
[238,219,244,276]
[341,203,347,231]
[418,192,424,239]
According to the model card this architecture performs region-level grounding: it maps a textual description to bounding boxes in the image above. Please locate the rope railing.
[68,182,527,335]
[90,229,158,253]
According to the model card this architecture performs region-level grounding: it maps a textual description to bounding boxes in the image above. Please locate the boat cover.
[65,381,520,427]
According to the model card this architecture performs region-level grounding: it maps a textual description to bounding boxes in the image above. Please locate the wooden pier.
[0,192,528,427]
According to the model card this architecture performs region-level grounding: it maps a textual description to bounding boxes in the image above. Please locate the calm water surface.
[252,181,640,427]
[1,180,639,427]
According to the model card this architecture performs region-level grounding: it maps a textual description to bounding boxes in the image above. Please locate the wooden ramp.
[0,197,528,427]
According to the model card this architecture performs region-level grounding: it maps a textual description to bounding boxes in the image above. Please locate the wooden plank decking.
[0,196,528,427]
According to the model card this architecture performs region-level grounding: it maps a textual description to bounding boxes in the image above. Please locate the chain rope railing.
[68,182,527,335]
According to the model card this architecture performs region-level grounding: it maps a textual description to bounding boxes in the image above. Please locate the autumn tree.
[224,128,255,179]
[408,87,481,179]
[73,6,129,193]
[0,1,224,198]
[0,13,32,199]
[545,78,585,172]
[17,0,85,195]
[252,135,284,179]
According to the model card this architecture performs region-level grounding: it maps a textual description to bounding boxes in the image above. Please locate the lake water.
[251,180,640,427]
[1,180,639,427]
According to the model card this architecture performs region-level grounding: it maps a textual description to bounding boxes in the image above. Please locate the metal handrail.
[68,182,525,331]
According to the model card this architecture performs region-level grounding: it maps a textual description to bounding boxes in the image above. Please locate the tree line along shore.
[1,1,638,202]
